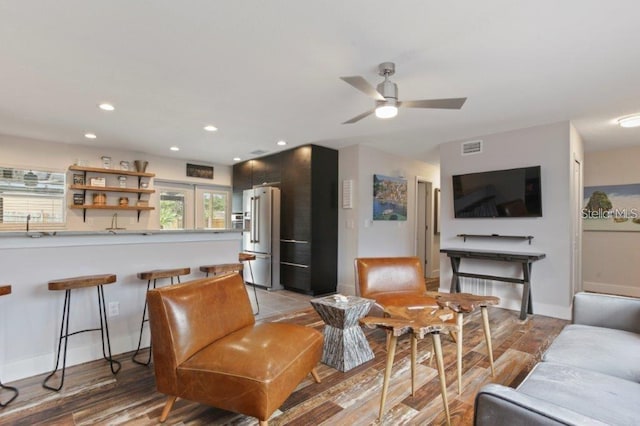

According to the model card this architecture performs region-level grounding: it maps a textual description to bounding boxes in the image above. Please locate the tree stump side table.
[310,295,375,372]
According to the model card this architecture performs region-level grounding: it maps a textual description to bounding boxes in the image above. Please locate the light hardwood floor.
[0,300,567,425]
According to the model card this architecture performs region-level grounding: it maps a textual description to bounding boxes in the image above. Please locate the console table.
[440,248,546,320]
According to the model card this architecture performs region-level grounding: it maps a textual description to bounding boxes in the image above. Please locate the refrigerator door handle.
[254,195,260,244]
[250,196,256,243]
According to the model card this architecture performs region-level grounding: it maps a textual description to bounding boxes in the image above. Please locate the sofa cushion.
[176,322,323,420]
[542,323,640,382]
[518,362,640,426]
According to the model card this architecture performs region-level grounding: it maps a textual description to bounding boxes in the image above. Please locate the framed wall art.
[373,174,407,221]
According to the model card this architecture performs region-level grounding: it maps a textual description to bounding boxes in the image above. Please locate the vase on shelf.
[134,160,148,173]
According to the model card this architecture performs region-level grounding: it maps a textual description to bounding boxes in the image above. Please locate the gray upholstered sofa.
[474,292,640,426]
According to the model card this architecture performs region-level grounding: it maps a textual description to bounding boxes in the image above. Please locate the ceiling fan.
[340,62,467,124]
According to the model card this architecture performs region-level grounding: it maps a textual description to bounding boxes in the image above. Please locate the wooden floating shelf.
[457,234,534,244]
[69,165,155,178]
[69,205,154,211]
[69,184,155,194]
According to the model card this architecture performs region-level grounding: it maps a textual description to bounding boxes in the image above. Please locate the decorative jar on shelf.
[93,193,107,205]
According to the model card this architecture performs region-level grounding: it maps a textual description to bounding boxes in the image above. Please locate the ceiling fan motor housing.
[377,80,398,100]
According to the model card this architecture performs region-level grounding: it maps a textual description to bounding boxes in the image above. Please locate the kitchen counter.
[0,229,242,248]
[0,228,243,382]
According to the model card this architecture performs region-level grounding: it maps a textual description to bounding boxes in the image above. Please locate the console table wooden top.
[440,248,546,262]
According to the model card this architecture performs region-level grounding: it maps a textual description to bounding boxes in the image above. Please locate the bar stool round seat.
[42,274,121,392]
[199,263,243,277]
[137,267,191,281]
[133,267,191,366]
[0,285,19,407]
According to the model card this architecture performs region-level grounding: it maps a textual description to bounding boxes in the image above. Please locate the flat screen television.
[452,166,542,218]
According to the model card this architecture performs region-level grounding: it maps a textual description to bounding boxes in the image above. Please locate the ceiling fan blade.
[399,97,467,109]
[342,109,375,124]
[340,76,385,101]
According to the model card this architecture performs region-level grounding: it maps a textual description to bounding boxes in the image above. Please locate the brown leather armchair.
[147,272,323,425]
[354,256,438,315]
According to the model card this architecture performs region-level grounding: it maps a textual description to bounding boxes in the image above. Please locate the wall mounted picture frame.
[583,183,640,231]
[186,163,214,179]
[373,174,407,221]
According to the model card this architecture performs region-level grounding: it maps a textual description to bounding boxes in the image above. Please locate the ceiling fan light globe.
[375,105,398,119]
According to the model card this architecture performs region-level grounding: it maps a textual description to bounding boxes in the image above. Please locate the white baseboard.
[584,281,640,298]
[3,333,138,382]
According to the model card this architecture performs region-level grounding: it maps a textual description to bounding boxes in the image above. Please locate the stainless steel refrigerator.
[242,186,282,290]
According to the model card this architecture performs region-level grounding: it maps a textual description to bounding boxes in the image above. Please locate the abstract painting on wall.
[373,174,407,220]
[583,183,640,231]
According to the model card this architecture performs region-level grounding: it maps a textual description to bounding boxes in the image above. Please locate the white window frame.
[155,181,231,230]
[155,181,195,230]
[195,185,231,229]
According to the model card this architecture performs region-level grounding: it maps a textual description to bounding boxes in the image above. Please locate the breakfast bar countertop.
[0,228,243,249]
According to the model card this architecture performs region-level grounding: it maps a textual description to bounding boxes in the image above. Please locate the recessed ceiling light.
[277,140,287,146]
[170,146,180,151]
[204,125,218,132]
[84,133,97,139]
[233,157,242,161]
[99,103,115,111]
[618,114,640,128]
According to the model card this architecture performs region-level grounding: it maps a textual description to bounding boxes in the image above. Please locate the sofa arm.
[573,292,640,333]
[474,384,608,426]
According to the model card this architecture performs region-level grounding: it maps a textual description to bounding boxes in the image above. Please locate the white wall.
[439,121,583,319]
[337,144,439,295]
[583,146,640,297]
[0,133,231,231]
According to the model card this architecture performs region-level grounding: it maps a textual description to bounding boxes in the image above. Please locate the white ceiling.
[1,1,640,166]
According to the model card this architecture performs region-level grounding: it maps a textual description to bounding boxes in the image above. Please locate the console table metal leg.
[520,262,533,320]
[449,257,461,293]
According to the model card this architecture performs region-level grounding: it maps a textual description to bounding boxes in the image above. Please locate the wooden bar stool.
[239,253,260,315]
[133,267,190,366]
[42,274,121,391]
[0,285,19,407]
[199,263,243,277]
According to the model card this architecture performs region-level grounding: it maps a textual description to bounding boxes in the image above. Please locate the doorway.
[416,179,434,278]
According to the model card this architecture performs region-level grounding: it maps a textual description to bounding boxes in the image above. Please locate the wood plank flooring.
[0,304,567,425]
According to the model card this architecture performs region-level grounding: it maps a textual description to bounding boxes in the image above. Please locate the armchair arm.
[474,384,607,426]
[572,292,640,333]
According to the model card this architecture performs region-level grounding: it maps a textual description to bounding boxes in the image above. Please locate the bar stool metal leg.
[43,286,120,391]
[96,285,121,375]
[244,259,260,315]
[132,279,155,366]
[0,379,18,407]
[132,276,181,366]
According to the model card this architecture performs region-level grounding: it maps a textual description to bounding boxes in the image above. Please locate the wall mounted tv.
[452,166,542,218]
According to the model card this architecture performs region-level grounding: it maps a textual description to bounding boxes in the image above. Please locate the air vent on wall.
[461,140,483,156]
